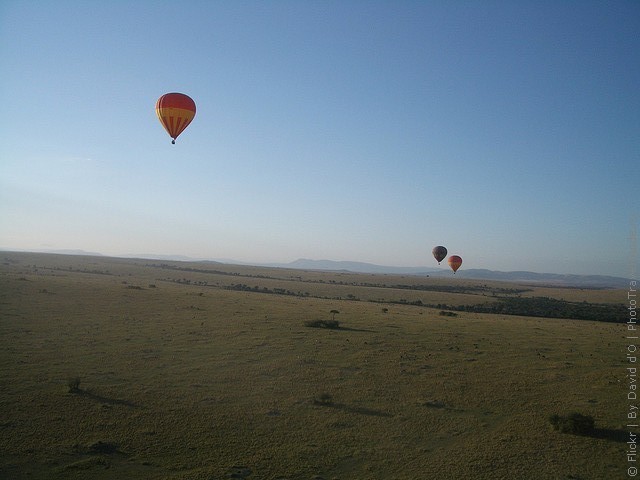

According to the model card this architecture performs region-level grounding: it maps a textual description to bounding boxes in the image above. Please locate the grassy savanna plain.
[0,252,628,479]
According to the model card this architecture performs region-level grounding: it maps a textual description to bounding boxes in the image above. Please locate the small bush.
[439,310,458,317]
[304,319,340,329]
[549,412,595,435]
[67,377,81,393]
[313,393,334,405]
[89,441,118,454]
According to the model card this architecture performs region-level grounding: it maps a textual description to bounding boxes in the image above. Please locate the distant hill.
[271,258,440,275]
[264,259,628,288]
[122,253,209,262]
[24,248,105,257]
[433,268,629,289]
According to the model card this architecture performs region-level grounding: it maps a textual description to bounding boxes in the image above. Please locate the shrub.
[439,311,458,317]
[549,412,595,435]
[304,319,340,329]
[67,377,81,393]
[313,393,334,405]
[89,441,118,454]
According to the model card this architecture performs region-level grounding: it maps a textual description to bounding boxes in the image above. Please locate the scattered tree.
[549,412,595,435]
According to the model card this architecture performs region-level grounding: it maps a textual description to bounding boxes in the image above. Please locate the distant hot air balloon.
[156,93,196,144]
[432,246,447,264]
[448,255,462,273]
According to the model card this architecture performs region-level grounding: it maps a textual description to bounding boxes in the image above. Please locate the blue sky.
[1,1,638,277]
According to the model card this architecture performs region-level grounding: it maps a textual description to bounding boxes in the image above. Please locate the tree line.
[424,296,626,323]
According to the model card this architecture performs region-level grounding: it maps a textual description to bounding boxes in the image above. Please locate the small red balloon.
[448,255,462,273]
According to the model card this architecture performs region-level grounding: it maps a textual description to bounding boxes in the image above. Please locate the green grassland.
[0,252,629,479]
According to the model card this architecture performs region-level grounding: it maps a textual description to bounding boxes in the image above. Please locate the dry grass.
[0,252,628,479]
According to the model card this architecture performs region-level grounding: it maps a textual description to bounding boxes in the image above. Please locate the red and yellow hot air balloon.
[448,255,462,273]
[156,93,196,144]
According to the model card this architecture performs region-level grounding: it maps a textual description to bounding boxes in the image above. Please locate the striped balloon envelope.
[448,255,463,273]
[155,93,196,144]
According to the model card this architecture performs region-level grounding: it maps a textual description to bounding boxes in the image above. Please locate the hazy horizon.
[0,246,632,281]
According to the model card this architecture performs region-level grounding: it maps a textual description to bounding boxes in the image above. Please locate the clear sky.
[1,1,638,277]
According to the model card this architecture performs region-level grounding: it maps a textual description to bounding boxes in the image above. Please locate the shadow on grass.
[590,427,628,443]
[313,398,392,418]
[335,326,377,333]
[71,389,141,408]
[304,320,376,333]
[422,400,455,410]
